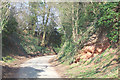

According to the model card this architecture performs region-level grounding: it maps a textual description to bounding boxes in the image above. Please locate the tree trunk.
[75,3,79,42]
[72,3,76,43]
[41,29,46,46]
[41,8,50,46]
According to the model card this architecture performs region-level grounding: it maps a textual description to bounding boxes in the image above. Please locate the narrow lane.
[15,55,60,78]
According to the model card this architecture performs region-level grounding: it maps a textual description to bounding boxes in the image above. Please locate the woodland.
[0,1,120,78]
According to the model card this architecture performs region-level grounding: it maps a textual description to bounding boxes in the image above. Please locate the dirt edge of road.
[49,56,70,78]
[1,56,32,78]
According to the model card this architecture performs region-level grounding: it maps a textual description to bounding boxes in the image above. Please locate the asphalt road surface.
[15,55,60,78]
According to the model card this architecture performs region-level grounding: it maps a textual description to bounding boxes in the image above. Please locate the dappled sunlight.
[1,1,119,78]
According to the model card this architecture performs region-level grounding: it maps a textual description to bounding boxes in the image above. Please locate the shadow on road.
[2,65,45,78]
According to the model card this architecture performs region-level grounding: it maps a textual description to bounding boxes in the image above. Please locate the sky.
[11,2,61,31]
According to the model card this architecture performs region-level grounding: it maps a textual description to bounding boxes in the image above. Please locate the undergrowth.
[2,56,15,63]
[2,32,49,62]
[58,40,119,78]
[58,41,76,65]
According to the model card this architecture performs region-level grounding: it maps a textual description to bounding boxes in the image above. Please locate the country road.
[14,55,61,78]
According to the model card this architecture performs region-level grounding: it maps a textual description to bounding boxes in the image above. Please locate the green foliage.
[57,2,119,78]
[20,34,40,54]
[58,41,76,64]
[2,56,15,63]
[95,2,119,43]
[1,2,18,39]
[2,16,18,35]
[47,29,62,47]
[1,2,119,78]
[19,33,52,54]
